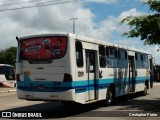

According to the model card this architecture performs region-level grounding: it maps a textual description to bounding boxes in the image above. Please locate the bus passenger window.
[118,50,128,68]
[76,41,84,67]
[99,46,106,68]
[118,50,127,60]
[135,53,143,69]
[106,47,117,68]
[142,54,149,69]
[110,48,117,58]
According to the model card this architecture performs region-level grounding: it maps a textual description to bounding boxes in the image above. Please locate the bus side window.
[142,54,149,69]
[75,41,84,67]
[99,45,106,68]
[107,47,117,68]
[118,49,128,68]
[135,53,143,69]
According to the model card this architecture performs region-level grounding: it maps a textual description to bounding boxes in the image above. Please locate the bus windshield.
[0,66,15,80]
[20,36,67,60]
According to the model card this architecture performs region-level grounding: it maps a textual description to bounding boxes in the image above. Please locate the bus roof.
[18,32,151,55]
[72,33,151,55]
[19,32,69,40]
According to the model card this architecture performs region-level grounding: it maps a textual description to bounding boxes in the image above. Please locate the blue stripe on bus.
[17,72,150,93]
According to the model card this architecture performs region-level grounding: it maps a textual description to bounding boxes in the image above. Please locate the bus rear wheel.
[142,86,147,96]
[105,88,114,106]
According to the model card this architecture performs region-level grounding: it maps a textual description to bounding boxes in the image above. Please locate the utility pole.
[70,17,78,34]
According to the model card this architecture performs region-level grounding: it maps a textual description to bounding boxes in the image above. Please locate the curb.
[8,90,16,92]
[0,91,7,93]
[0,89,16,93]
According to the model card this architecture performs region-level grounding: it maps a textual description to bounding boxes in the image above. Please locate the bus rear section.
[16,34,75,101]
[0,64,16,87]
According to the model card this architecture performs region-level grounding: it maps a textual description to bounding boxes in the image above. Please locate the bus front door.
[85,50,96,101]
[128,56,136,93]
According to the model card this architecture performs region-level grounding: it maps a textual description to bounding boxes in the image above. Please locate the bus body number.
[78,71,84,77]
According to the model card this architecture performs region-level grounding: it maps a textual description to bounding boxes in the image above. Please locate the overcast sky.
[0,0,159,64]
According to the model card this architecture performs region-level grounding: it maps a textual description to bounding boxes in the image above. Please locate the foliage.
[121,0,160,45]
[0,47,17,67]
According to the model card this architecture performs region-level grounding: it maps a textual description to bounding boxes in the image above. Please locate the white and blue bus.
[16,33,154,104]
[0,64,16,87]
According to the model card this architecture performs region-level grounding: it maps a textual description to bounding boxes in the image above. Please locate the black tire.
[106,88,113,106]
[143,86,147,96]
[141,86,147,96]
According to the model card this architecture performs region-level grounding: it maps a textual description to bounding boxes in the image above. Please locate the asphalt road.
[0,84,160,120]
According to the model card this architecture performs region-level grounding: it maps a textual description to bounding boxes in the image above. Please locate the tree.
[0,47,17,67]
[121,0,160,45]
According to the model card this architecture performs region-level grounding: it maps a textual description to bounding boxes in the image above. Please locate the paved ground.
[153,82,160,86]
[0,87,16,93]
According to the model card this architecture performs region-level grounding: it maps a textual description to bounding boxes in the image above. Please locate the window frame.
[99,45,106,68]
[135,52,143,69]
[118,49,128,68]
[106,47,118,68]
[118,49,128,60]
[142,54,149,69]
[75,41,84,68]
[108,47,117,59]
